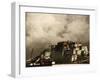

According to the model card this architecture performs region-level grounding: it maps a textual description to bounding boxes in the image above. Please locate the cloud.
[26,13,89,59]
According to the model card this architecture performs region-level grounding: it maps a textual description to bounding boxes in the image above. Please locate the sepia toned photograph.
[25,12,90,67]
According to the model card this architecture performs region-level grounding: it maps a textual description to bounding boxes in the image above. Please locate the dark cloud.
[26,13,89,59]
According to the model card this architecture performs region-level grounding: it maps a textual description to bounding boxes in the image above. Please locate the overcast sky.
[25,12,89,59]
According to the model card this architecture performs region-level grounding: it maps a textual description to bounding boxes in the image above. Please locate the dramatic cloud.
[26,13,89,59]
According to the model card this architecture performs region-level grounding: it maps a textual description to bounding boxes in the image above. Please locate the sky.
[25,12,89,59]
